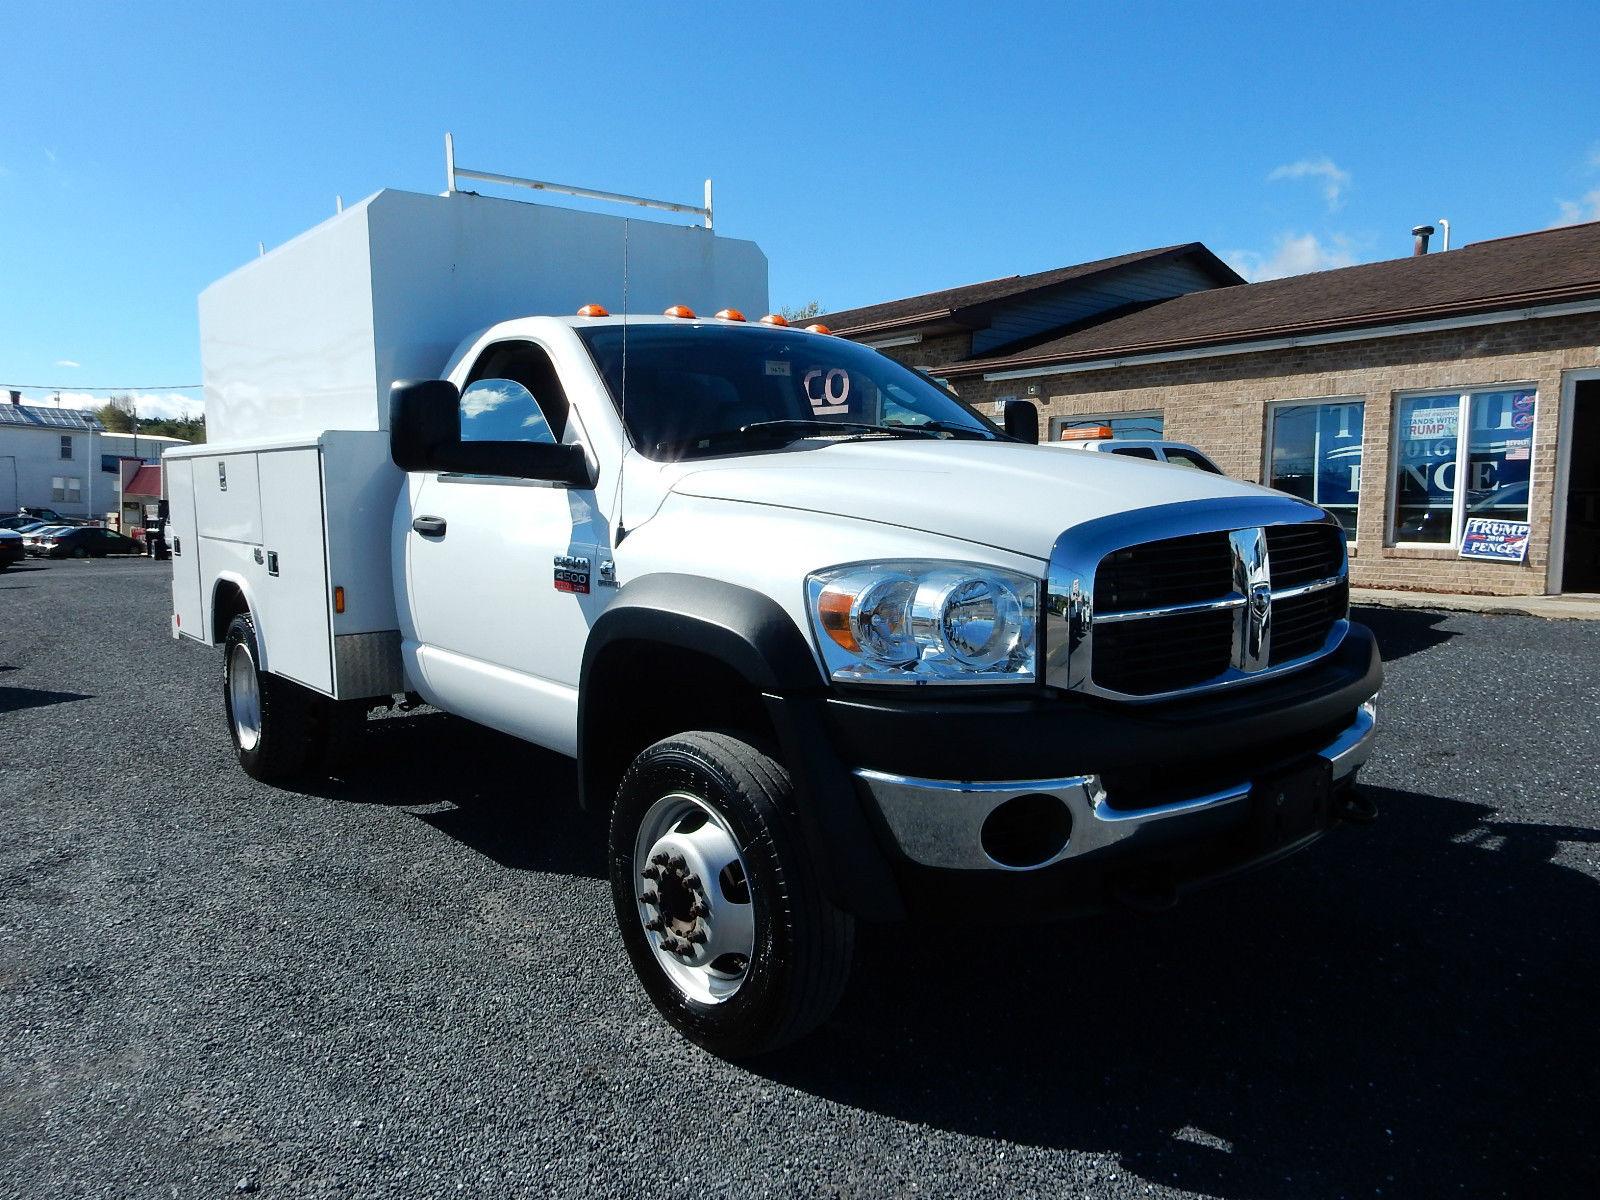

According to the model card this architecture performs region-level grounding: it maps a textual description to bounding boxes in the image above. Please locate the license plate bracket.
[1249,757,1334,850]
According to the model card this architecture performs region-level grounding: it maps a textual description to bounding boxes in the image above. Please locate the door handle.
[412,515,447,538]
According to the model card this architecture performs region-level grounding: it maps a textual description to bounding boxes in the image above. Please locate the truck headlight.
[805,561,1039,685]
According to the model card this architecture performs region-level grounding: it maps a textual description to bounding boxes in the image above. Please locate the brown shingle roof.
[814,243,1242,335]
[945,220,1600,374]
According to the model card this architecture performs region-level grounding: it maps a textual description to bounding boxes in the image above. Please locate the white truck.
[167,158,1381,1057]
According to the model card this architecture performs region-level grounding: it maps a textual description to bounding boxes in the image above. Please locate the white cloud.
[1225,232,1358,282]
[1550,189,1600,228]
[46,391,204,421]
[460,380,523,418]
[1268,157,1352,211]
[54,359,80,368]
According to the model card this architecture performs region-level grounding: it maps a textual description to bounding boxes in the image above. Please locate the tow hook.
[1337,787,1379,825]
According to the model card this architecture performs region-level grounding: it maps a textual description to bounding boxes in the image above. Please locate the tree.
[95,394,137,433]
[779,300,823,322]
[92,394,205,443]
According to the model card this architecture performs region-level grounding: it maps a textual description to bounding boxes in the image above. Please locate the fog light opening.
[980,793,1073,869]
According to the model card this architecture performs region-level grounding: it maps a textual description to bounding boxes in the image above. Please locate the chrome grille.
[1044,499,1350,703]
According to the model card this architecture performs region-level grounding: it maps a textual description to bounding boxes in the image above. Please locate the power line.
[0,382,203,391]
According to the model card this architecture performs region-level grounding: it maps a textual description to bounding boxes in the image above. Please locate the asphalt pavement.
[2,558,1597,1198]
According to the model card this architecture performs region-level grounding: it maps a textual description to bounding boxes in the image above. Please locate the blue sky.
[3,0,1598,418]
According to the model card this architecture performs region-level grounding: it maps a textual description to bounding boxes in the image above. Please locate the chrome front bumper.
[854,701,1376,873]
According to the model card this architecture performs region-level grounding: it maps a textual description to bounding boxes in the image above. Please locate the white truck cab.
[166,155,1381,1057]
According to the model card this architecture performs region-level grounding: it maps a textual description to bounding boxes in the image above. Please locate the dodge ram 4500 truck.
[167,166,1381,1057]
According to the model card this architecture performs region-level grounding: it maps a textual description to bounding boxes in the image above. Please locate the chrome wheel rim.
[633,792,755,1005]
[227,642,263,752]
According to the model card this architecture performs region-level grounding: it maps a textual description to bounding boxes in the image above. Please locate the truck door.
[166,457,203,639]
[403,340,608,755]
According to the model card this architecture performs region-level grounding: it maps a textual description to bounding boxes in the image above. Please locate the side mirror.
[390,379,461,470]
[389,379,596,487]
[1002,400,1040,445]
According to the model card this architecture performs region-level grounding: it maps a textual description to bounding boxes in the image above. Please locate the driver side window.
[460,341,571,445]
[460,379,555,445]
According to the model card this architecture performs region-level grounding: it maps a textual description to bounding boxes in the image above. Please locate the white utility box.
[199,188,769,444]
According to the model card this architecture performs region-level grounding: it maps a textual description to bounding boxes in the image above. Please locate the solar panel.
[0,404,103,431]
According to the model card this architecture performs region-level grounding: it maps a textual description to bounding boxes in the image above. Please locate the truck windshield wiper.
[654,418,992,457]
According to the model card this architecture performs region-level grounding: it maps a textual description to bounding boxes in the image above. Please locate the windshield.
[576,324,999,459]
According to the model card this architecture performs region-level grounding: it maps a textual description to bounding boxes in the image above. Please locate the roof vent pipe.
[9,390,20,406]
[1411,224,1435,256]
[1437,218,1450,251]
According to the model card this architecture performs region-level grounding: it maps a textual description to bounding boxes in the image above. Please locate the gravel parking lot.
[2,558,1597,1198]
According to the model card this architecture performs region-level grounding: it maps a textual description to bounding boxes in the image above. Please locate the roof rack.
[443,132,712,230]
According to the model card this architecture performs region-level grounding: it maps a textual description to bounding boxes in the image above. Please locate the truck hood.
[669,440,1295,560]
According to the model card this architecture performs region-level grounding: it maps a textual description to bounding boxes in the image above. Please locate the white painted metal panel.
[198,190,768,444]
[256,447,334,694]
[199,206,378,445]
[320,430,403,635]
[164,456,204,640]
[193,451,263,544]
[365,190,767,403]
[200,188,768,445]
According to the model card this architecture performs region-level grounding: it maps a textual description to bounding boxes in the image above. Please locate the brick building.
[817,223,1600,597]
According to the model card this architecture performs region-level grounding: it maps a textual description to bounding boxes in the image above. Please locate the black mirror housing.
[429,440,594,487]
[389,379,596,486]
[1003,399,1040,444]
[390,379,461,470]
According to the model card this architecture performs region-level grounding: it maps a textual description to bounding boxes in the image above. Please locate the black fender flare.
[581,573,824,701]
[578,573,904,921]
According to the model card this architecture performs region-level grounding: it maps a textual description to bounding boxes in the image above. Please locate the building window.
[1391,388,1536,546]
[1048,411,1164,441]
[60,434,73,460]
[1266,399,1365,540]
[51,476,82,504]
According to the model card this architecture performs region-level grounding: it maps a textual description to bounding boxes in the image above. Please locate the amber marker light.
[805,323,833,335]
[817,586,859,653]
[334,586,346,614]
[663,304,697,319]
[577,303,610,317]
[714,308,746,321]
[758,313,788,326]
[1059,425,1115,441]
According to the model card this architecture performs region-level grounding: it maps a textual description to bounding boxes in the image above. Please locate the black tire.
[609,731,855,1058]
[72,546,88,559]
[222,612,321,782]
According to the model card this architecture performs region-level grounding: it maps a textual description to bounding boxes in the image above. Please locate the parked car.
[21,525,77,553]
[0,529,23,570]
[37,527,143,558]
[1047,428,1225,474]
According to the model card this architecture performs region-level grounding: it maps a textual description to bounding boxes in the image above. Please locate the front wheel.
[609,731,855,1058]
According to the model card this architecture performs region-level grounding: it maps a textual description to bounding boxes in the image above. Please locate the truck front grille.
[1270,582,1349,665]
[1093,531,1235,612]
[1067,515,1349,702]
[1092,608,1235,695]
[1266,524,1345,589]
